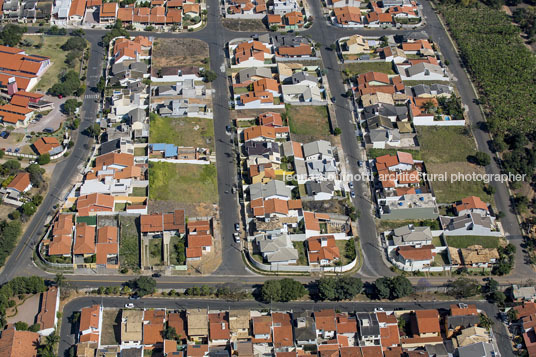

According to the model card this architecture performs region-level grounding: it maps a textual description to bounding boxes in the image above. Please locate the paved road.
[0,33,106,284]
[58,296,513,357]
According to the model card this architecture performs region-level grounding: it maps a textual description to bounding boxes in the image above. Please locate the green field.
[343,62,395,77]
[20,35,86,92]
[287,105,331,142]
[149,115,214,150]
[119,215,139,269]
[446,235,500,249]
[149,162,218,204]
[293,241,308,265]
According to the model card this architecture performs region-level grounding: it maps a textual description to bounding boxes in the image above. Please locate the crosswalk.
[85,94,99,99]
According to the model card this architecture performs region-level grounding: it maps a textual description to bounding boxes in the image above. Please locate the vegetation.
[0,220,22,267]
[102,21,129,47]
[445,235,500,248]
[317,276,363,301]
[447,277,480,298]
[119,216,139,270]
[63,99,82,115]
[371,276,414,300]
[0,277,46,327]
[260,279,307,302]
[0,25,25,47]
[38,154,51,166]
[127,276,156,297]
[149,114,214,149]
[49,70,82,97]
[492,243,516,275]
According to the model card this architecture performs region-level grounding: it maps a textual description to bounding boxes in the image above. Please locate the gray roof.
[369,128,392,143]
[290,71,317,84]
[293,314,316,342]
[406,63,444,77]
[362,104,398,120]
[457,342,495,357]
[367,115,393,130]
[100,138,121,155]
[430,84,452,96]
[446,315,480,330]
[513,285,536,300]
[412,84,431,97]
[245,140,280,157]
[249,180,292,201]
[302,140,333,158]
[425,343,449,357]
[356,313,380,338]
[271,34,309,47]
[440,213,493,231]
[237,67,272,83]
[128,108,146,123]
[392,225,432,246]
[305,180,334,196]
[255,234,298,263]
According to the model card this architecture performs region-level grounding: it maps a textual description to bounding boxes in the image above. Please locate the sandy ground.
[6,293,40,326]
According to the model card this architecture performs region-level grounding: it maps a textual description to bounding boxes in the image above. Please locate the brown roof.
[455,196,488,213]
[186,246,203,258]
[307,236,340,263]
[69,0,86,17]
[334,6,361,24]
[314,309,336,331]
[259,112,283,127]
[95,152,134,168]
[187,234,212,248]
[273,312,293,348]
[252,315,272,342]
[52,212,74,237]
[396,245,434,261]
[336,313,357,334]
[277,43,311,57]
[7,172,30,192]
[243,125,276,141]
[80,304,100,332]
[36,286,59,331]
[10,95,30,108]
[33,136,60,156]
[167,312,187,341]
[143,310,165,345]
[100,2,117,17]
[183,3,200,13]
[76,193,114,216]
[48,235,72,256]
[73,223,96,255]
[140,213,164,233]
[0,326,39,357]
[415,309,440,335]
[209,312,230,341]
[267,14,282,24]
[450,304,478,316]
[117,7,133,21]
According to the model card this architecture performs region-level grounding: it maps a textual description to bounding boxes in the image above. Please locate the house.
[333,6,362,27]
[99,2,118,23]
[439,213,498,236]
[73,223,96,257]
[76,193,115,216]
[140,209,186,236]
[512,285,536,302]
[293,311,316,346]
[234,340,254,356]
[47,214,74,256]
[229,310,250,340]
[143,309,166,349]
[445,304,479,338]
[276,43,312,58]
[376,312,400,350]
[33,136,61,156]
[252,315,272,343]
[389,224,432,247]
[307,235,340,266]
[271,0,299,14]
[366,11,393,25]
[36,286,60,336]
[236,67,272,85]
[167,311,188,344]
[457,341,496,357]
[454,196,490,217]
[243,125,276,142]
[303,140,334,160]
[282,11,304,29]
[186,344,209,357]
[209,312,230,345]
[121,309,143,347]
[0,326,40,357]
[336,313,358,345]
[523,330,536,357]
[96,226,119,269]
[249,180,292,201]
[281,84,322,103]
[303,211,330,237]
[379,46,407,63]
[187,308,209,342]
[341,34,370,54]
[258,112,284,127]
[79,304,102,344]
[305,180,335,201]
[6,172,31,197]
[395,244,434,271]
[355,313,380,346]
[314,309,337,339]
[186,231,213,261]
[413,310,440,337]
[255,234,299,264]
[232,40,272,67]
[68,0,86,23]
[273,312,294,349]
[398,62,446,81]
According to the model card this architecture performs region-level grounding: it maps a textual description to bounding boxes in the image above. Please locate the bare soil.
[152,38,209,73]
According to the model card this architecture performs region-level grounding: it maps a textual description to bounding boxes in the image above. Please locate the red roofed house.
[233,40,272,67]
[73,223,96,261]
[0,326,40,357]
[6,172,31,197]
[276,43,312,58]
[32,136,61,156]
[413,309,441,338]
[77,193,115,216]
[209,312,230,345]
[0,103,33,128]
[36,286,60,336]
[272,312,294,348]
[395,244,434,271]
[99,2,118,23]
[307,235,340,266]
[96,226,119,269]
[333,6,362,27]
[258,112,283,127]
[79,304,103,344]
[0,45,51,94]
[143,309,166,349]
[186,219,213,261]
[140,209,186,236]
[47,214,74,257]
[454,196,489,217]
[243,125,276,142]
[68,0,86,23]
[314,309,337,339]
[377,311,400,350]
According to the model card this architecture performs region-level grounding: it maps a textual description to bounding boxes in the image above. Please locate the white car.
[124,303,135,308]
[233,233,241,243]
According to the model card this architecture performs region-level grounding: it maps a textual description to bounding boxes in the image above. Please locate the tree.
[473,151,491,166]
[333,127,342,136]
[49,71,81,97]
[26,164,45,188]
[479,313,494,330]
[20,202,37,217]
[32,194,43,206]
[54,273,66,288]
[278,278,307,302]
[86,123,101,139]
[317,277,363,301]
[0,25,25,47]
[97,76,106,93]
[61,36,87,52]
[128,276,156,297]
[484,278,499,295]
[0,150,4,159]
[2,160,21,175]
[37,153,51,165]
[447,277,480,299]
[63,99,82,115]
[373,277,391,300]
[490,291,506,305]
[261,280,281,302]
[344,239,356,261]
[14,321,29,331]
[389,276,414,299]
[163,325,179,340]
[204,70,217,82]
[28,323,40,332]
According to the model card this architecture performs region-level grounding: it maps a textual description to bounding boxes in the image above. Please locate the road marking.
[85,94,99,99]
[68,279,268,285]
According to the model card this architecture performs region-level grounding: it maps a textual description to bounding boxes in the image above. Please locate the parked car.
[124,303,135,308]
[358,160,363,167]
[233,233,241,243]
[43,128,54,133]
[129,295,140,300]
[331,97,336,103]
[348,182,353,189]
[350,191,355,198]
[7,148,12,152]
[234,223,240,232]
[14,148,20,153]
[151,273,161,278]
[0,131,9,139]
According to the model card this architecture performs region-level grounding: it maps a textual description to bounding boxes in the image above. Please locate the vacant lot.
[119,215,139,269]
[287,105,331,142]
[446,235,500,249]
[403,80,451,86]
[20,35,85,92]
[149,115,214,150]
[293,241,308,265]
[149,162,218,204]
[222,18,267,32]
[344,62,395,77]
[368,148,423,160]
[101,309,121,346]
[377,218,439,232]
[418,126,493,204]
[152,38,209,73]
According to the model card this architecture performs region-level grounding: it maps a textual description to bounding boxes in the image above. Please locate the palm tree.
[54,273,66,288]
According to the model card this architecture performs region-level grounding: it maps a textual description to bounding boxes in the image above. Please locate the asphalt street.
[0,0,532,286]
[58,296,513,357]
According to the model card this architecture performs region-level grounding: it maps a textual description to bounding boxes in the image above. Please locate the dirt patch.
[152,38,209,73]
[302,199,349,215]
[222,18,267,32]
[6,293,40,325]
[149,200,216,218]
[101,309,121,346]
[234,108,286,120]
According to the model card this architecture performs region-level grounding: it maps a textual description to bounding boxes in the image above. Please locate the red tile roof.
[33,136,60,156]
[209,312,230,341]
[36,286,59,331]
[7,172,30,192]
[415,309,440,335]
[74,223,96,255]
[0,326,39,357]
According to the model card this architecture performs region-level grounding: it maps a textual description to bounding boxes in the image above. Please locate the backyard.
[149,115,214,150]
[417,126,493,204]
[119,215,139,270]
[169,235,186,266]
[343,62,395,77]
[445,235,500,249]
[149,239,163,266]
[293,241,308,265]
[149,162,218,204]
[20,35,85,92]
[152,38,209,74]
[287,105,331,142]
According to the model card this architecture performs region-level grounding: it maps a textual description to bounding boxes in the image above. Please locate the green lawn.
[233,87,249,94]
[114,203,127,211]
[336,239,352,265]
[432,236,443,247]
[293,241,308,265]
[76,216,97,225]
[20,35,86,92]
[445,235,500,249]
[119,215,139,269]
[169,235,185,266]
[343,62,395,77]
[287,105,331,142]
[149,115,214,150]
[131,187,147,197]
[377,219,440,232]
[149,239,162,266]
[134,147,146,156]
[433,250,450,266]
[101,309,121,346]
[149,162,218,204]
